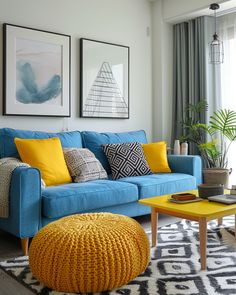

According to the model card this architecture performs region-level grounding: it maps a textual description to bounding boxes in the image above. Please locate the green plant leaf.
[210,109,236,141]
[186,100,208,113]
[194,123,216,136]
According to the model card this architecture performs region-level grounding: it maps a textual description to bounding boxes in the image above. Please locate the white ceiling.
[201,0,236,16]
[160,0,236,23]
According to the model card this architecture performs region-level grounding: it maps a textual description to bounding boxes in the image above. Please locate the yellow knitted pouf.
[29,213,150,293]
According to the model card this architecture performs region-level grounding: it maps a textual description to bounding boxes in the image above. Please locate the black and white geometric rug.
[1,217,236,295]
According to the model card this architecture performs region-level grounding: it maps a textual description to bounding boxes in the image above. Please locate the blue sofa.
[0,128,202,254]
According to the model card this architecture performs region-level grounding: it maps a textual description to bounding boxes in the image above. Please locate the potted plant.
[181,100,236,187]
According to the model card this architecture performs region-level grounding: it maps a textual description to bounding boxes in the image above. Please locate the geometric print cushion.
[102,142,152,180]
[63,148,108,183]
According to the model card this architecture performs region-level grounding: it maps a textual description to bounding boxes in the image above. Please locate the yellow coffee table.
[139,190,236,270]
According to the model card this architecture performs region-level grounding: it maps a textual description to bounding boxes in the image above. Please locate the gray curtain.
[171,16,208,154]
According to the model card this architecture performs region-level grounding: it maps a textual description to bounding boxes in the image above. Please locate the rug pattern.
[1,217,236,295]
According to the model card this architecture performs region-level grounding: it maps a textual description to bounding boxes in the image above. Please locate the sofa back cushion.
[81,130,148,174]
[0,128,82,158]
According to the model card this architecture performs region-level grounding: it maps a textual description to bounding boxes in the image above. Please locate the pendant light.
[209,3,224,64]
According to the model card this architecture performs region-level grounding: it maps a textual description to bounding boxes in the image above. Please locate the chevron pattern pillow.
[102,142,152,180]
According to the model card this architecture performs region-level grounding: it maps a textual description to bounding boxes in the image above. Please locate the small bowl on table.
[198,184,224,199]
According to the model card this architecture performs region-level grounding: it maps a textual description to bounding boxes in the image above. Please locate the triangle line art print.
[83,62,128,117]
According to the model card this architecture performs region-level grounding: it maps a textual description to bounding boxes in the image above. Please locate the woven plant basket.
[203,168,231,188]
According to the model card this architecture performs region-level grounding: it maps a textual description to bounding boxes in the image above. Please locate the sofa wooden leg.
[21,238,29,256]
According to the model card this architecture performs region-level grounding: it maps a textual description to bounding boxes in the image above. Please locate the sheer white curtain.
[205,16,222,119]
[219,13,236,184]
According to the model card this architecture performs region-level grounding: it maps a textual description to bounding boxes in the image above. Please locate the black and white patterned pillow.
[102,142,152,180]
[63,148,107,182]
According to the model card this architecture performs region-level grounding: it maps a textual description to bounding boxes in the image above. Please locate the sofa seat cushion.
[118,173,196,199]
[42,180,138,218]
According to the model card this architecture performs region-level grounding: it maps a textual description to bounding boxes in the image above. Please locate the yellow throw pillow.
[14,137,72,186]
[142,141,171,173]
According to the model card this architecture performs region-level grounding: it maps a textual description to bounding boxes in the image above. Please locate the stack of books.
[169,193,202,204]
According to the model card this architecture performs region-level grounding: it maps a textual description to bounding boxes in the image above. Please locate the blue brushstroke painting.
[16,62,61,104]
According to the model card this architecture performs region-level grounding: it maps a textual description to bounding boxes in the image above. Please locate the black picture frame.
[3,23,71,117]
[80,38,130,119]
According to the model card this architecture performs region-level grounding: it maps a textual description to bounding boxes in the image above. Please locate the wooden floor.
[0,214,179,295]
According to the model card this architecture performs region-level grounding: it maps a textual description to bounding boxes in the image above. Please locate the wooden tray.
[169,197,203,204]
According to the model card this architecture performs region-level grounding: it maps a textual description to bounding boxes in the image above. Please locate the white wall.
[0,0,152,139]
[151,0,173,143]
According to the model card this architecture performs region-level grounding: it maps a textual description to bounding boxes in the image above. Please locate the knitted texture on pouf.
[29,213,150,293]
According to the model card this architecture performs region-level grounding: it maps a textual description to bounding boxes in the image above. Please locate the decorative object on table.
[173,139,180,155]
[29,213,150,293]
[209,3,224,64]
[63,148,107,182]
[2,217,236,295]
[80,38,129,118]
[181,100,236,187]
[180,142,188,155]
[3,23,71,117]
[102,142,152,180]
[198,183,224,199]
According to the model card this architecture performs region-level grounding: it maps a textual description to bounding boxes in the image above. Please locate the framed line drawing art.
[3,23,71,117]
[80,38,129,119]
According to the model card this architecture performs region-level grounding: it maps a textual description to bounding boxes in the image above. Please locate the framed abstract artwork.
[3,23,71,117]
[80,38,129,119]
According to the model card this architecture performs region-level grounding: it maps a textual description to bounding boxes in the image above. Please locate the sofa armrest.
[168,155,202,185]
[4,167,42,238]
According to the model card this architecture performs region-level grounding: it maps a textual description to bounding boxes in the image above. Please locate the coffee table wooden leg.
[199,217,207,270]
[218,218,223,226]
[151,208,158,247]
